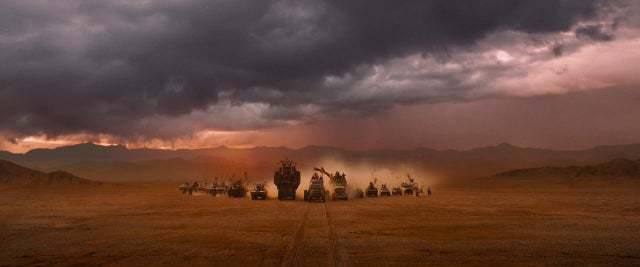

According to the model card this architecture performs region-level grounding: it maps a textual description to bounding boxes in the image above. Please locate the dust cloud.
[296,157,441,196]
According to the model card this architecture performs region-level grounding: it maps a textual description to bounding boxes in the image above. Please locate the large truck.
[274,159,301,200]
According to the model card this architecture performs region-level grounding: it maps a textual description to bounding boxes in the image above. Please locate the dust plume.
[296,157,442,196]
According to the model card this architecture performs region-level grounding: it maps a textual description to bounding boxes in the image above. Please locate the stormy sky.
[1,0,640,152]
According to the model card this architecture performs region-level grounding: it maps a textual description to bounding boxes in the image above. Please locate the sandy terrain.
[1,182,639,266]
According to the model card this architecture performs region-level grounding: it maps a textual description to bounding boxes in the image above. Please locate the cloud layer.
[1,0,638,147]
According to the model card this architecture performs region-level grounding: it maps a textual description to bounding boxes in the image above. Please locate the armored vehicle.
[392,186,403,196]
[274,159,301,200]
[227,181,246,198]
[380,184,391,196]
[314,167,348,201]
[366,182,378,197]
[332,184,348,200]
[304,173,328,202]
[250,183,268,200]
[401,174,417,195]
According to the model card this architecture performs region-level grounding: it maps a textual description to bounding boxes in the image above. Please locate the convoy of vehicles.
[179,159,429,201]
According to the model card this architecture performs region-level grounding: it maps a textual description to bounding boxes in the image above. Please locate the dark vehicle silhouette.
[228,181,246,198]
[274,159,301,200]
[304,173,328,202]
[250,183,268,200]
[380,184,391,196]
[314,167,348,201]
[179,182,189,194]
[401,174,417,195]
[366,182,378,197]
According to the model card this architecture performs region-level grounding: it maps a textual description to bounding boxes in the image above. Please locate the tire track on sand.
[324,202,344,267]
[281,202,344,267]
[280,205,310,267]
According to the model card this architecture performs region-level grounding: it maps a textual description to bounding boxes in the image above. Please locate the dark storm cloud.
[0,0,624,140]
[575,24,615,41]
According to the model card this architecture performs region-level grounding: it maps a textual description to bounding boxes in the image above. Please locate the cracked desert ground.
[2,182,639,266]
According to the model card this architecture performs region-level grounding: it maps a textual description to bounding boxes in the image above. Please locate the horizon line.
[3,141,640,155]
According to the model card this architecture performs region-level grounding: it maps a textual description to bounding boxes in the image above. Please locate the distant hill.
[492,158,640,179]
[0,160,100,186]
[4,143,640,182]
[55,156,257,183]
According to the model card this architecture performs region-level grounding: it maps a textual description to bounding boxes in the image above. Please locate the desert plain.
[1,180,639,267]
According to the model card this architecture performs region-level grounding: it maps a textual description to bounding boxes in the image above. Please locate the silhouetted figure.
[427,186,432,197]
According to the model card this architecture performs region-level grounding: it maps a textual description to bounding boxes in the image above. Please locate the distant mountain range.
[4,143,640,183]
[0,160,100,186]
[492,158,640,179]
